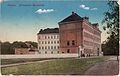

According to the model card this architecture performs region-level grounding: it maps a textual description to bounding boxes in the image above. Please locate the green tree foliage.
[1,42,14,54]
[1,41,37,54]
[102,1,119,55]
[25,41,38,48]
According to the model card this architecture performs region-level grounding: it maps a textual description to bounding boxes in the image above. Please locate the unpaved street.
[85,56,119,75]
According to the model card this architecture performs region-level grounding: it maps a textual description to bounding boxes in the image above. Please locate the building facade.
[15,43,38,54]
[15,48,37,54]
[37,28,60,54]
[58,12,101,56]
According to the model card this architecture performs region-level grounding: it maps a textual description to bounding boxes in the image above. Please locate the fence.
[0,54,79,59]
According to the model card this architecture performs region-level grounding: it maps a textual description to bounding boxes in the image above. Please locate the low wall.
[0,54,79,59]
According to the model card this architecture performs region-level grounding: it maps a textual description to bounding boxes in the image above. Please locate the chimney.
[72,11,75,15]
[83,16,89,21]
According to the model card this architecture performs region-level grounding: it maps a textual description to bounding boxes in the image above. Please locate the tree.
[1,42,14,54]
[25,41,38,48]
[102,1,119,56]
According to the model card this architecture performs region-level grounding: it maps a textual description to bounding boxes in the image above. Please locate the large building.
[37,28,60,54]
[58,12,101,56]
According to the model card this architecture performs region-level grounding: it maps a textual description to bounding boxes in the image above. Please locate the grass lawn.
[1,57,108,75]
[1,58,55,65]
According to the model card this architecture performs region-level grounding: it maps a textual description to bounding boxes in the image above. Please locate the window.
[67,41,70,46]
[54,35,56,39]
[48,36,50,39]
[51,51,53,54]
[72,40,75,45]
[51,36,53,39]
[20,53,23,54]
[45,41,47,44]
[54,41,56,44]
[67,49,70,53]
[48,46,50,49]
[39,47,41,50]
[42,41,44,44]
[39,41,41,44]
[54,46,56,49]
[57,36,59,39]
[38,36,40,39]
[48,41,50,44]
[51,46,53,49]
[51,41,53,44]
[45,51,47,54]
[45,46,47,49]
[97,48,99,50]
[57,41,59,44]
[45,36,47,39]
[57,51,59,53]
[42,46,44,49]
[58,46,59,49]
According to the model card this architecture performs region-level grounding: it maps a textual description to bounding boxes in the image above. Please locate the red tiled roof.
[59,12,83,24]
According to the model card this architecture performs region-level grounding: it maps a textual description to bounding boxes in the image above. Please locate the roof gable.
[59,12,83,24]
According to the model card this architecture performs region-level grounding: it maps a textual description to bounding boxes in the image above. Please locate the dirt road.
[85,56,119,75]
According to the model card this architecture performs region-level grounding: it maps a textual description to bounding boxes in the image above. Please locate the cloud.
[0,0,4,3]
[80,4,97,11]
[91,8,97,10]
[80,4,85,8]
[35,9,54,14]
[84,7,90,10]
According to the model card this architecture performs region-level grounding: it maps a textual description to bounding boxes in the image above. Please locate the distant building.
[58,12,101,56]
[15,43,38,54]
[37,28,60,54]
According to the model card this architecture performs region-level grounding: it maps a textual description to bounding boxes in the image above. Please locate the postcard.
[0,0,119,75]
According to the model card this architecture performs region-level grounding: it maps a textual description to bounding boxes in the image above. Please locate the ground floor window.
[45,51,47,54]
[67,49,70,53]
[51,51,53,54]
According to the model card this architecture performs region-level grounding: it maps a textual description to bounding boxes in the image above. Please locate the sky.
[0,0,109,43]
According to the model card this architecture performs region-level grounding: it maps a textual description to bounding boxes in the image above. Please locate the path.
[85,56,119,75]
[1,59,54,68]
